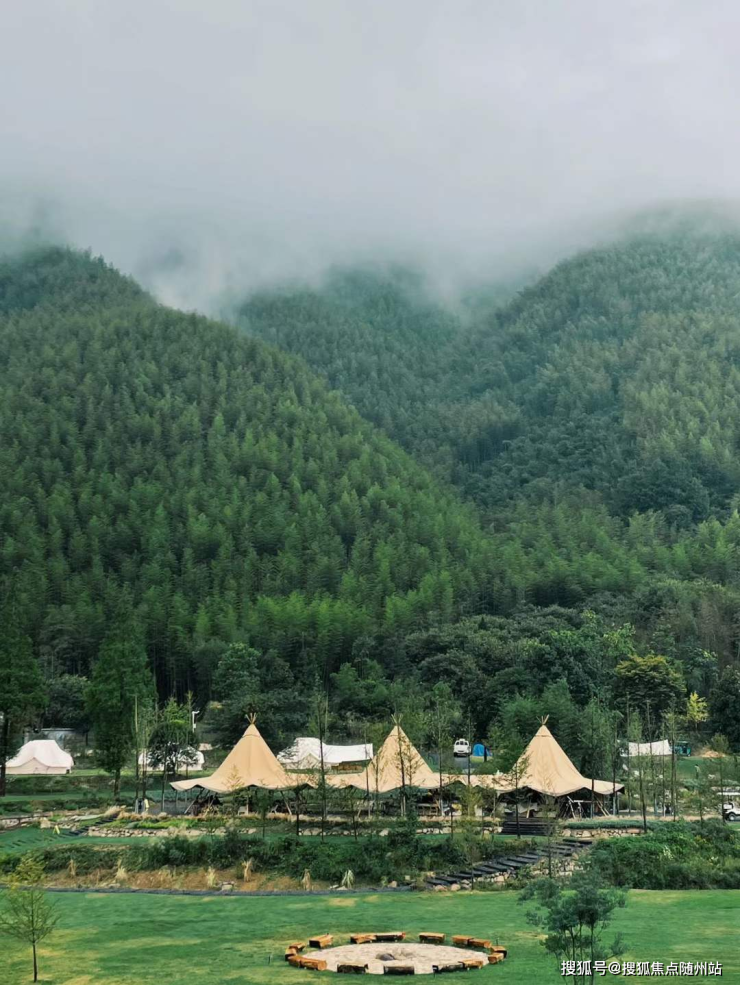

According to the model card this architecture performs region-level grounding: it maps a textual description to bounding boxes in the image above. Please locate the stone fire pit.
[312,942,486,974]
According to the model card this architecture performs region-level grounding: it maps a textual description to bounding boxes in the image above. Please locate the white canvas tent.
[171,718,312,793]
[7,739,73,775]
[627,739,671,758]
[278,737,372,771]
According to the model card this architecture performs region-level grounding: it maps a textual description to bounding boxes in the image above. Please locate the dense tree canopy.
[4,222,740,757]
[237,227,740,665]
[0,248,498,701]
[238,232,740,521]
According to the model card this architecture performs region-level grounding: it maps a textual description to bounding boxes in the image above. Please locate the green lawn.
[0,827,147,855]
[4,889,737,984]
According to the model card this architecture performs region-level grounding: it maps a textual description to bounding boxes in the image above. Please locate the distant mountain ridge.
[236,227,740,524]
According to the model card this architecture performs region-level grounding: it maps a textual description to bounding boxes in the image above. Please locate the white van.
[453,738,471,758]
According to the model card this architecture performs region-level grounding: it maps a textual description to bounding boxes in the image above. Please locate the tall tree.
[614,654,685,726]
[86,604,155,799]
[709,667,740,751]
[0,593,46,797]
[425,682,460,824]
[148,695,196,810]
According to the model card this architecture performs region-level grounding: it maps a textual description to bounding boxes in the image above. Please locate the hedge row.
[1,828,534,884]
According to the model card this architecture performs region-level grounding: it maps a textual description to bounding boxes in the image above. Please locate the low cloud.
[2,1,739,308]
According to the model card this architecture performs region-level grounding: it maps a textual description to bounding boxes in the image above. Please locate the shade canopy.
[7,740,73,775]
[171,721,309,793]
[328,725,438,793]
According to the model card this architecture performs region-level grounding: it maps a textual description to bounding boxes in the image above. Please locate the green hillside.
[0,248,497,698]
[4,233,740,750]
[237,231,740,521]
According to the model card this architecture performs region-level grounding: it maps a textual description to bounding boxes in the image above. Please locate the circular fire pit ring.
[311,942,488,974]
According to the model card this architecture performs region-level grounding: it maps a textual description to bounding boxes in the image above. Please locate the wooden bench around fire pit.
[288,954,328,970]
[308,934,333,948]
[469,938,492,951]
[419,932,445,944]
[461,957,484,969]
[382,966,415,976]
[350,933,376,944]
[300,956,329,971]
[337,962,369,974]
[432,962,464,974]
[374,932,406,942]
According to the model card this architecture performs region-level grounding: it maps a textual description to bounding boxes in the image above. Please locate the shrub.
[589,820,740,889]
[0,844,127,876]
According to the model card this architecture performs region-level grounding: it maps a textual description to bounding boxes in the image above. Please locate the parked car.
[453,738,471,757]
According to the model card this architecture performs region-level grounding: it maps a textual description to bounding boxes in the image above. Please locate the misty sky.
[3,1,740,308]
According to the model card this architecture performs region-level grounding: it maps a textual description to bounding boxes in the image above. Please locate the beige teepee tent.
[171,718,309,793]
[489,722,622,797]
[328,724,438,793]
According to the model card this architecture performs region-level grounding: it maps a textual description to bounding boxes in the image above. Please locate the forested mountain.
[234,226,740,674]
[237,231,740,522]
[4,229,740,752]
[0,248,497,698]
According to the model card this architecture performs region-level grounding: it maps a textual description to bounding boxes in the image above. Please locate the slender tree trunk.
[114,766,121,801]
[33,941,38,982]
[638,757,648,834]
[437,732,444,832]
[670,717,678,820]
[134,695,141,807]
[0,715,9,798]
[364,726,371,822]
[626,701,632,817]
[397,729,407,818]
[317,695,327,842]
[590,704,596,819]
[645,704,656,816]
[295,789,301,841]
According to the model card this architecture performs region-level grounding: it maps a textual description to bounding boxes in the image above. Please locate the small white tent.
[7,740,73,775]
[278,737,373,771]
[627,739,672,758]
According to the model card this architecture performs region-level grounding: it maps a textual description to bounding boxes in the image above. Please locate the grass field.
[3,888,737,984]
[0,827,140,855]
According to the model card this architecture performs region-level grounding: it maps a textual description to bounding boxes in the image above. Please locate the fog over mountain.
[3,1,740,309]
